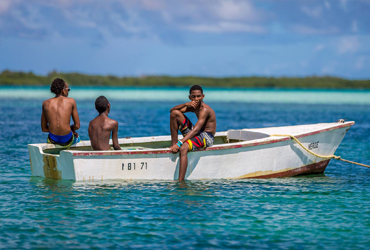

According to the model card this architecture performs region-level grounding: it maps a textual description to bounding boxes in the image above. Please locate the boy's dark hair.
[189,85,203,94]
[95,96,109,114]
[50,78,66,95]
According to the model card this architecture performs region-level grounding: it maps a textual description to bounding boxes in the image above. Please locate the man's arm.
[111,121,121,150]
[170,100,199,113]
[41,103,49,132]
[180,108,208,143]
[70,99,80,131]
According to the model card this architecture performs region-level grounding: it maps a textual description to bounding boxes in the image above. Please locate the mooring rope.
[270,134,370,168]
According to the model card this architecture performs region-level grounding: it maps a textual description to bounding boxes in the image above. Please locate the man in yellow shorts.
[169,85,217,181]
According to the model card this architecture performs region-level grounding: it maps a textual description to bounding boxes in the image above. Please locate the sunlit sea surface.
[1,86,370,249]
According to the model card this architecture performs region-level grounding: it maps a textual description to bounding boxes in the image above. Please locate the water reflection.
[29,175,342,200]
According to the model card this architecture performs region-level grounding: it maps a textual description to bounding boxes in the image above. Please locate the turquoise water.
[2,86,370,104]
[1,87,370,249]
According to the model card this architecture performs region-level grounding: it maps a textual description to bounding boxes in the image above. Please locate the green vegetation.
[1,70,370,89]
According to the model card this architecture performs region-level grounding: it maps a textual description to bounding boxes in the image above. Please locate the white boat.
[28,121,354,181]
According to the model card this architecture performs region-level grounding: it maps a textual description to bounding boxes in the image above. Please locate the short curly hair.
[95,96,109,114]
[189,85,203,94]
[50,78,66,95]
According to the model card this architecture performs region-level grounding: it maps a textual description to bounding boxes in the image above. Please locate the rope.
[270,134,370,168]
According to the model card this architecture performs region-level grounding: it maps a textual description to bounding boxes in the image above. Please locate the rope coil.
[270,134,370,168]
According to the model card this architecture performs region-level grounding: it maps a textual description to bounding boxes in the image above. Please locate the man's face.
[63,83,70,97]
[189,90,204,106]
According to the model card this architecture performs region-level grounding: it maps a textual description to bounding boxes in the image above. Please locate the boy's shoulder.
[43,97,53,104]
[106,116,118,123]
[105,117,119,128]
[201,103,214,113]
[65,97,77,104]
[89,116,100,126]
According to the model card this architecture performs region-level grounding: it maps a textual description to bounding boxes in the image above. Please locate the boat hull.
[28,122,353,181]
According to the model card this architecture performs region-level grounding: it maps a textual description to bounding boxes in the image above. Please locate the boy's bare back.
[41,80,80,139]
[88,96,121,151]
[42,96,78,135]
[88,116,119,150]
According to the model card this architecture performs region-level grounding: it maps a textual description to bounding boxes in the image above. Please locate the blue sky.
[1,0,370,79]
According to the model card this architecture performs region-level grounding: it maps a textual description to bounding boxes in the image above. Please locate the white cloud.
[212,0,262,22]
[152,0,268,34]
[137,0,166,10]
[110,10,147,34]
[314,44,325,52]
[321,62,336,75]
[0,0,12,14]
[11,4,48,30]
[1,0,368,45]
[300,61,308,67]
[337,36,360,54]
[351,20,358,33]
[54,0,74,7]
[183,22,266,34]
[355,56,366,69]
[63,9,97,28]
[112,0,167,10]
[158,0,267,34]
[0,0,26,14]
[301,5,322,19]
[291,24,340,35]
[339,0,348,11]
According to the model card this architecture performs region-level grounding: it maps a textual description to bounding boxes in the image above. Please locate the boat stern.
[28,144,76,180]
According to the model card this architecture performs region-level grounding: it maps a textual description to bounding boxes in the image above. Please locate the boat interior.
[41,130,271,155]
[37,122,352,155]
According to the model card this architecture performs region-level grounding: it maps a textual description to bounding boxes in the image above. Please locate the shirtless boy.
[41,78,80,147]
[88,96,121,150]
[169,85,217,181]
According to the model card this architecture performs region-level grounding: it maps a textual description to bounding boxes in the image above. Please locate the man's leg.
[178,143,189,181]
[170,110,185,146]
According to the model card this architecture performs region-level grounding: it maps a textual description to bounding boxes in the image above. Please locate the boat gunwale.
[69,121,354,157]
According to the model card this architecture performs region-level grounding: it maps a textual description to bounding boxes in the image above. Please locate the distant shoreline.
[1,70,370,89]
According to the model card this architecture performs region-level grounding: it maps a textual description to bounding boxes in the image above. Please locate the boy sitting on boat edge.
[169,85,217,181]
[41,78,81,147]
